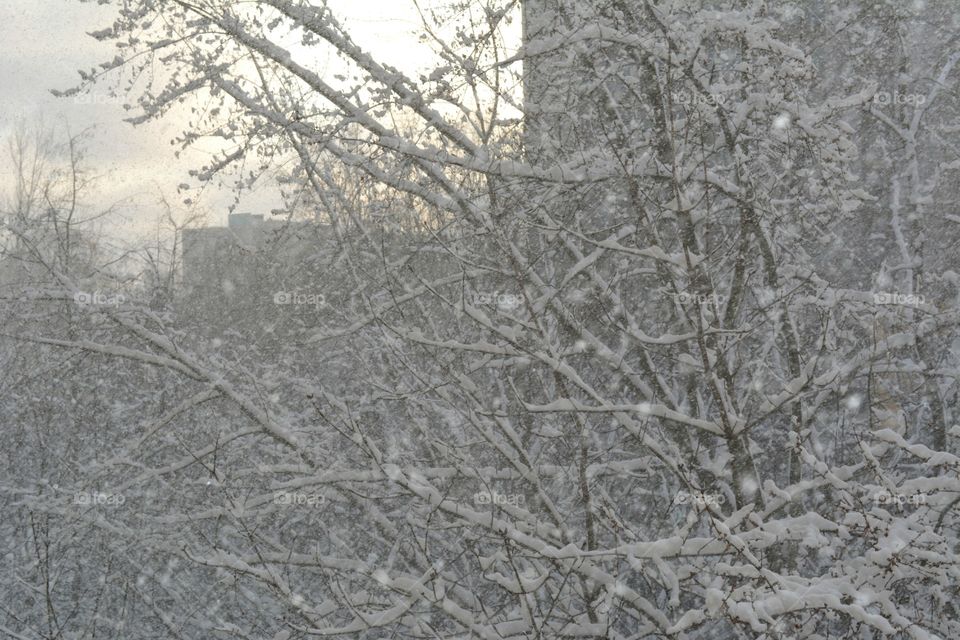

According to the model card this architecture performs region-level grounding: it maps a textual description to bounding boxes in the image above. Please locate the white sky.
[0,0,454,240]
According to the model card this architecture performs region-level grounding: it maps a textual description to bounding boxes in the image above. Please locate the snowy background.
[1,0,959,638]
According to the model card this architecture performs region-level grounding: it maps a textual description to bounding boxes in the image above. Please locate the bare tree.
[1,1,958,638]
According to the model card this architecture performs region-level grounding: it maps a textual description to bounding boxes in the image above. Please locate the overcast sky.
[0,0,440,240]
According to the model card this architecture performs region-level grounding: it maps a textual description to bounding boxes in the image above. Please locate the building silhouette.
[180,213,335,328]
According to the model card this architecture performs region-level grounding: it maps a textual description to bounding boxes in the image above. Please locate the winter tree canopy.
[2,0,959,638]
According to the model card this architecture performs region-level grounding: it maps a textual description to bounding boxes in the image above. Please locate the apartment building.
[180,213,335,328]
